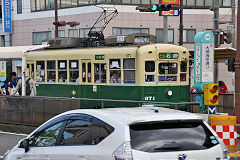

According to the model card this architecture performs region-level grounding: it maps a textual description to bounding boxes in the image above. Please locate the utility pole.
[235,0,240,123]
[213,0,219,83]
[231,0,236,48]
[54,0,58,38]
[163,16,168,43]
[179,0,183,46]
[213,0,219,48]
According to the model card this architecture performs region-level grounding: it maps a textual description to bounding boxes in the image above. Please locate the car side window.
[30,121,64,147]
[60,115,92,145]
[92,117,114,145]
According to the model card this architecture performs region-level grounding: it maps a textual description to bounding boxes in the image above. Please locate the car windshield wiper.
[153,142,180,150]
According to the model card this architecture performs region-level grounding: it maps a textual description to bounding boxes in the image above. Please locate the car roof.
[55,107,203,125]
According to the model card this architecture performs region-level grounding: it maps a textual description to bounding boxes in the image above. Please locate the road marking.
[0,156,3,158]
[0,131,27,136]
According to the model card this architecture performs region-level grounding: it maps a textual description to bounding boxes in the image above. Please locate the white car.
[4,107,230,160]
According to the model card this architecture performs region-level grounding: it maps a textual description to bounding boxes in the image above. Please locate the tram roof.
[189,47,236,61]
[0,45,47,60]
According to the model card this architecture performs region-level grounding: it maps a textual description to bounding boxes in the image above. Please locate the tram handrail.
[0,95,199,110]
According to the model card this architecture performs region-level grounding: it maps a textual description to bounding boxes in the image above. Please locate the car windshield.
[130,121,218,152]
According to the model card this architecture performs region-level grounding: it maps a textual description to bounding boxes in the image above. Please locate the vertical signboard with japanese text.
[2,0,12,33]
[202,43,214,82]
[194,31,214,92]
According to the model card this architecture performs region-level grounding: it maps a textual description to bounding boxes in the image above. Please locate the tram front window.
[158,63,177,83]
[159,63,177,74]
[94,63,106,83]
[145,61,155,72]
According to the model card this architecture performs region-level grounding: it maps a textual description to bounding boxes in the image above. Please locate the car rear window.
[130,121,218,152]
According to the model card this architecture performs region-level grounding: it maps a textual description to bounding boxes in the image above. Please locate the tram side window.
[27,64,30,77]
[58,60,67,83]
[88,63,91,83]
[123,59,135,84]
[47,60,56,83]
[36,61,45,82]
[31,64,35,80]
[109,59,121,84]
[158,63,177,83]
[69,60,79,83]
[180,61,187,82]
[94,63,106,83]
[82,63,86,82]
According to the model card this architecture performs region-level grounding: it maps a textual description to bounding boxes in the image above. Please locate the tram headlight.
[167,90,173,96]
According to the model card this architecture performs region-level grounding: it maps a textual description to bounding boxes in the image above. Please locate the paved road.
[0,131,27,160]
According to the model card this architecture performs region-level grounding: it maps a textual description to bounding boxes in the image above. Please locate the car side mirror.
[18,139,30,152]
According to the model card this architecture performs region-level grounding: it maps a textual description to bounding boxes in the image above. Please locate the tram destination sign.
[159,53,178,59]
[95,55,104,60]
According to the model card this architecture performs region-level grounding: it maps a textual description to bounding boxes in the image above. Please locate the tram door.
[94,63,106,83]
[81,60,92,84]
[144,61,157,101]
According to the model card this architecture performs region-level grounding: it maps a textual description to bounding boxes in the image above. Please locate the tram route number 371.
[145,96,155,101]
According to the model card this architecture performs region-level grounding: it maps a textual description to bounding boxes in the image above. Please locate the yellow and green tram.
[26,43,190,109]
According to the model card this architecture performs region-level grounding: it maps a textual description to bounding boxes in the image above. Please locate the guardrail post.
[175,104,178,110]
[101,100,104,108]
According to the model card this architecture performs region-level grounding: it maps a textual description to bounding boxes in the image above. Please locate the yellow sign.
[162,0,179,5]
[0,72,6,77]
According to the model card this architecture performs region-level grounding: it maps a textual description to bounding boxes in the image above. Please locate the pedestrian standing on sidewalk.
[1,76,13,95]
[11,75,37,96]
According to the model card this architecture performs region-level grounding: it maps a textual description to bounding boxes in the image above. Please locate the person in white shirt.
[11,76,37,96]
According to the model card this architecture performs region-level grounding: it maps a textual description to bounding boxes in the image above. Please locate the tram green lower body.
[36,84,190,109]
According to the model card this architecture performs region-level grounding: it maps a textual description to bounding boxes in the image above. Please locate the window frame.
[123,58,136,84]
[17,0,23,14]
[29,113,115,147]
[47,60,56,83]
[29,115,68,147]
[36,60,46,83]
[180,29,196,44]
[58,60,68,83]
[32,31,52,45]
[68,29,78,38]
[158,62,178,83]
[109,59,121,84]
[156,28,174,43]
[69,60,79,83]
[94,63,107,84]
[112,27,149,35]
